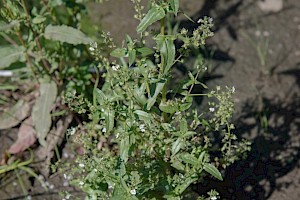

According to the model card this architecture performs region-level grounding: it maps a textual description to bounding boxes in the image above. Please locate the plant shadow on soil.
[174,0,300,199]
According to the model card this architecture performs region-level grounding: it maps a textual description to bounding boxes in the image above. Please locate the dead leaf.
[8,117,37,154]
[0,99,31,130]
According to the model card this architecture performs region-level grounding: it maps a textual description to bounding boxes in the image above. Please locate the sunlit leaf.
[172,138,183,156]
[32,81,57,146]
[44,25,92,45]
[169,0,179,16]
[203,163,223,181]
[179,153,198,166]
[136,47,154,56]
[0,45,24,69]
[174,176,198,195]
[137,5,165,33]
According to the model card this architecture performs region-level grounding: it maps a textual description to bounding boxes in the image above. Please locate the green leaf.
[32,15,46,24]
[0,99,30,129]
[128,49,136,66]
[174,176,198,195]
[147,81,165,110]
[44,25,92,45]
[133,83,147,105]
[136,47,154,56]
[159,101,177,114]
[110,48,127,58]
[94,88,107,105]
[104,109,115,133]
[179,153,198,166]
[171,160,185,171]
[137,5,165,33]
[134,110,152,124]
[179,95,192,111]
[32,81,57,146]
[111,184,128,200]
[157,36,175,73]
[203,163,223,181]
[169,0,179,16]
[172,138,183,156]
[0,45,24,69]
[120,135,130,163]
[180,119,188,132]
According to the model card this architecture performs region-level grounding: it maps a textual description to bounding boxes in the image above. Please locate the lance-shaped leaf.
[44,25,92,45]
[0,20,19,32]
[174,176,198,195]
[147,81,165,110]
[110,48,127,58]
[0,99,30,129]
[32,81,57,146]
[137,5,165,33]
[169,0,179,16]
[203,163,223,181]
[156,36,175,74]
[0,45,24,69]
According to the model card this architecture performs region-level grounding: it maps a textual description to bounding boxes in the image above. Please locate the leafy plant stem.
[160,17,168,123]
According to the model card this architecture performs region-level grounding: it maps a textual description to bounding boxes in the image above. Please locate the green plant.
[64,0,250,199]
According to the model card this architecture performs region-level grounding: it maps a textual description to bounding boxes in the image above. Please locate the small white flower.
[94,169,98,172]
[63,174,67,179]
[63,181,69,187]
[70,127,76,135]
[211,196,217,200]
[116,133,119,138]
[232,86,235,93]
[179,173,184,178]
[112,64,120,71]
[89,47,95,52]
[79,163,85,168]
[79,181,84,186]
[49,184,54,190]
[139,124,145,132]
[197,18,203,23]
[102,127,107,133]
[108,185,113,189]
[130,189,137,195]
[65,193,71,199]
[209,107,215,112]
[26,196,32,200]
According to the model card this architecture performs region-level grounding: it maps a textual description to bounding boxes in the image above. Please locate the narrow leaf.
[137,5,165,33]
[179,153,198,165]
[120,135,130,163]
[174,176,198,195]
[0,99,30,129]
[0,45,24,69]
[134,110,152,123]
[147,81,165,110]
[203,163,223,181]
[44,25,92,45]
[170,0,179,16]
[32,81,57,146]
[172,138,183,156]
[136,47,154,56]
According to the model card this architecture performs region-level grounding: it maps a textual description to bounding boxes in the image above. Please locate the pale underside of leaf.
[32,81,57,146]
[44,25,92,45]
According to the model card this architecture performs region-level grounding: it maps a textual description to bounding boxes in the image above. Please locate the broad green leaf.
[174,176,198,195]
[111,184,128,200]
[0,45,24,69]
[159,101,177,114]
[137,5,165,33]
[172,138,183,156]
[203,163,223,181]
[120,135,130,163]
[171,160,185,171]
[136,47,154,56]
[147,81,165,110]
[169,0,179,16]
[44,25,92,45]
[0,99,30,129]
[179,153,198,166]
[110,48,127,58]
[179,96,192,111]
[32,81,57,146]
[134,110,152,123]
